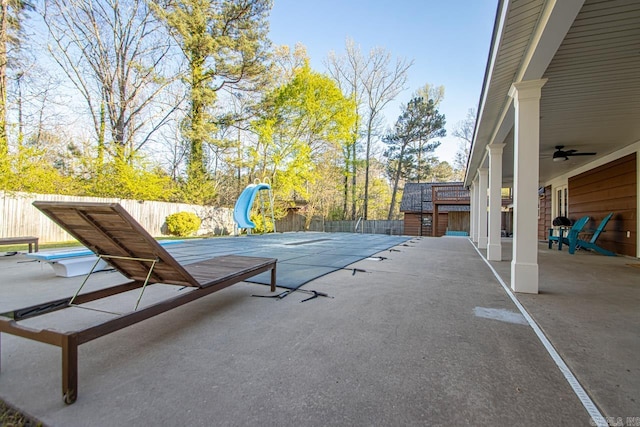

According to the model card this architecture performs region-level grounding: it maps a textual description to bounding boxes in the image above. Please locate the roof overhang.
[465,0,640,187]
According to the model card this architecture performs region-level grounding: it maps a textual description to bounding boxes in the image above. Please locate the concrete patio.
[0,235,638,426]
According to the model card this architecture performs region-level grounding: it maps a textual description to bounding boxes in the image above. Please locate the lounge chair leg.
[270,264,277,292]
[62,335,78,404]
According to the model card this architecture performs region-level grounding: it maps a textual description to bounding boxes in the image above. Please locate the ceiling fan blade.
[566,152,596,156]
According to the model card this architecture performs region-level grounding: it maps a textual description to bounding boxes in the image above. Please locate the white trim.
[552,184,568,219]
[473,0,510,152]
[487,144,505,260]
[478,168,489,249]
[509,79,546,294]
[470,182,477,242]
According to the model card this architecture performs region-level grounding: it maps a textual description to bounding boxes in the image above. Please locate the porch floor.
[0,235,637,426]
[483,238,639,423]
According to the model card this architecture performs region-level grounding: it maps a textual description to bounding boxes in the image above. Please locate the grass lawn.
[1,236,193,254]
[0,400,42,427]
[0,241,83,254]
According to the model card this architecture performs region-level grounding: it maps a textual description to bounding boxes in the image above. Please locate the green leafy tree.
[252,62,356,221]
[0,146,80,194]
[364,158,393,219]
[80,155,176,201]
[384,95,445,219]
[150,0,272,200]
[419,157,457,183]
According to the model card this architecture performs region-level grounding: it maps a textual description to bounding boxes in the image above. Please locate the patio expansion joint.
[468,239,608,427]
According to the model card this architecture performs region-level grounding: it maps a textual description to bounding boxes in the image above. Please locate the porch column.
[508,79,547,294]
[471,176,479,243]
[469,182,476,241]
[477,168,489,249]
[487,144,505,260]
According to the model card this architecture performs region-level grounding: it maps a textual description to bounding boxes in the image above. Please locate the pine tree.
[150,0,272,202]
[0,0,31,157]
[384,96,445,219]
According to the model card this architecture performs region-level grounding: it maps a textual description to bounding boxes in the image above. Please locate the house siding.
[404,213,429,236]
[538,185,552,240]
[448,212,470,234]
[403,212,450,236]
[568,153,637,257]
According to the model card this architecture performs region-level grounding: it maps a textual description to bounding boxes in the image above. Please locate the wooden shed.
[400,182,470,237]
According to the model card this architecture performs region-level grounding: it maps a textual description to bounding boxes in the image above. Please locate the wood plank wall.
[436,213,448,236]
[568,153,637,257]
[538,186,552,240]
[307,219,404,235]
[403,214,426,236]
[403,213,449,236]
[448,212,470,233]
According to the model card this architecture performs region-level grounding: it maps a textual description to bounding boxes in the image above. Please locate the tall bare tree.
[452,107,476,179]
[327,38,411,219]
[326,38,363,220]
[42,0,178,163]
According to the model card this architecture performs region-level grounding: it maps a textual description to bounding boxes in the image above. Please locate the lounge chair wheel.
[63,391,76,404]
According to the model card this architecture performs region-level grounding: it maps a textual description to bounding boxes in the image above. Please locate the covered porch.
[466,0,640,293]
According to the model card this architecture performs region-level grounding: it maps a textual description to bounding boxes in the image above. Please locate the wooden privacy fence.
[308,219,405,235]
[1,192,235,243]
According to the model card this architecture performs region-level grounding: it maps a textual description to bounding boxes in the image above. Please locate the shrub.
[165,211,201,237]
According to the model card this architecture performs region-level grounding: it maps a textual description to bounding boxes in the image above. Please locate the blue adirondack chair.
[562,216,590,253]
[573,212,616,256]
[549,216,589,251]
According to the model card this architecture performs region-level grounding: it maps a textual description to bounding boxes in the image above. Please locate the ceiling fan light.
[553,155,568,162]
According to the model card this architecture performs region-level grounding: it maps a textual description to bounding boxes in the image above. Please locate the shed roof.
[400,182,470,213]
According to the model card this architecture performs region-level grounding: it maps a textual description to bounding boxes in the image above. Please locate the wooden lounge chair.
[0,201,277,404]
[574,212,616,256]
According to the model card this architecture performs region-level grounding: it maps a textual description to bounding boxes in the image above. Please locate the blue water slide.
[233,183,271,229]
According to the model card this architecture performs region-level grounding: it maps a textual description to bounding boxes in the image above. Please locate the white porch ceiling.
[467,0,640,186]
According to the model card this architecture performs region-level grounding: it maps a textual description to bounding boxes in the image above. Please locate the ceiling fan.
[552,145,597,162]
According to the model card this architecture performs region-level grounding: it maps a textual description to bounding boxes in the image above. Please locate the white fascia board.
[465,0,509,187]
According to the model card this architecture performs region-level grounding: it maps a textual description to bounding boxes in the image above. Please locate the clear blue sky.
[268,0,498,164]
